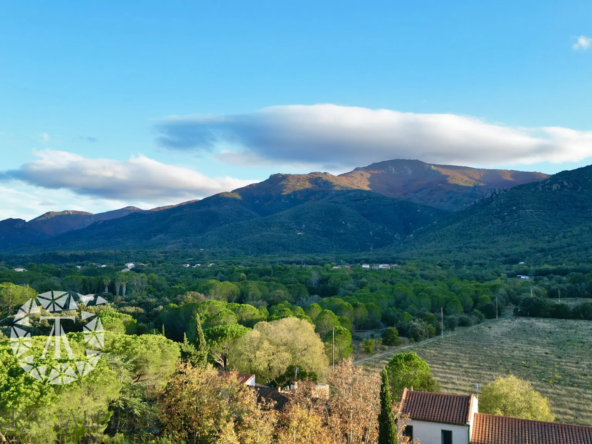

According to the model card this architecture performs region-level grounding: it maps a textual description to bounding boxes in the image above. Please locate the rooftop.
[472,413,592,444]
[400,388,475,426]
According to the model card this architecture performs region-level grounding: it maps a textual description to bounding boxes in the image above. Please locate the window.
[403,425,413,441]
[441,430,453,444]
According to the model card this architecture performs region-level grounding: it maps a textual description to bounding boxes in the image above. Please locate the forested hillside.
[401,164,592,264]
[0,159,550,255]
[13,190,446,254]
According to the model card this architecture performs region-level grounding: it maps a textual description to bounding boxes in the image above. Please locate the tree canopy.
[480,375,555,421]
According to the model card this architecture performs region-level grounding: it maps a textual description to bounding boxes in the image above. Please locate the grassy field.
[358,317,592,426]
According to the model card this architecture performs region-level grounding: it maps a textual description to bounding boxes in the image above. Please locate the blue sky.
[0,0,590,220]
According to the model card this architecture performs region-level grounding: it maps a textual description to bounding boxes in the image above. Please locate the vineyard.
[359,317,592,426]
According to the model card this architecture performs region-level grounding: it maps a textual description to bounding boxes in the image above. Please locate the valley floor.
[359,317,592,426]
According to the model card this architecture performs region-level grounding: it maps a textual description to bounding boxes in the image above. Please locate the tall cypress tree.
[194,313,209,367]
[378,368,398,444]
[180,332,200,366]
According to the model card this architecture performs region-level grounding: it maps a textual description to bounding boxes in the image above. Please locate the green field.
[359,317,592,426]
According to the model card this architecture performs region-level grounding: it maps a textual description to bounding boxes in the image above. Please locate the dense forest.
[2,254,592,442]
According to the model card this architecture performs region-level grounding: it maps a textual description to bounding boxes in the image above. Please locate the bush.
[399,321,432,342]
[550,303,571,319]
[362,338,377,354]
[444,316,458,331]
[472,309,485,321]
[572,302,592,320]
[515,297,552,318]
[381,327,402,346]
[458,315,472,327]
[480,303,498,319]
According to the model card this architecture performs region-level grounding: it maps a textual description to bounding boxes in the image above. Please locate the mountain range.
[3,158,582,260]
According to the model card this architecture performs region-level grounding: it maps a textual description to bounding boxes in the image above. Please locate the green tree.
[202,308,238,329]
[385,352,441,401]
[445,298,463,316]
[230,317,328,383]
[193,313,209,367]
[381,327,402,346]
[305,303,322,321]
[314,309,341,335]
[206,324,250,370]
[204,280,240,302]
[180,333,201,367]
[106,332,180,385]
[362,338,377,354]
[0,283,35,315]
[378,368,398,444]
[480,375,555,421]
[323,326,353,361]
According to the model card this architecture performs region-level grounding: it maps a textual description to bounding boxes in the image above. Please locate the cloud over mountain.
[156,104,592,169]
[0,150,254,202]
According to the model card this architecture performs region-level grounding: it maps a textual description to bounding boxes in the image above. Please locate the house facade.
[400,388,592,444]
[400,388,478,444]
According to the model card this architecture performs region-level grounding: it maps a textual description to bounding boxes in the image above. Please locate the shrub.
[362,338,377,354]
[444,316,458,331]
[381,327,402,346]
[472,309,485,321]
[458,315,472,327]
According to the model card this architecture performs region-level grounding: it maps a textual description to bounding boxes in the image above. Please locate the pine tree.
[194,313,209,367]
[378,368,398,444]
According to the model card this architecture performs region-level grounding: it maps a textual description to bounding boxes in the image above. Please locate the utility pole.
[441,307,444,339]
[496,295,498,320]
[332,327,335,369]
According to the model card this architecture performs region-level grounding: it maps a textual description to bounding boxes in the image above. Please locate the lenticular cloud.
[156,104,592,169]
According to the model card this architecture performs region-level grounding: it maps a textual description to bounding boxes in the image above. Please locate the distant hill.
[28,207,143,236]
[12,189,446,254]
[339,159,549,211]
[400,165,592,263]
[0,159,552,254]
[0,219,49,249]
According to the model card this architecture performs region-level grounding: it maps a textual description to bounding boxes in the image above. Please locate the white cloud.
[40,133,50,143]
[1,150,256,203]
[155,104,592,169]
[573,35,591,50]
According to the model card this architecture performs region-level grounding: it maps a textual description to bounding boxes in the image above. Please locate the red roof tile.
[472,413,592,444]
[400,388,474,425]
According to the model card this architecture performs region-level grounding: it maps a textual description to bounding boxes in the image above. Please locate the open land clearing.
[359,317,592,426]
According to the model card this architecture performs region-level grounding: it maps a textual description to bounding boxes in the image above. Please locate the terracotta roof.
[472,413,592,444]
[400,388,474,425]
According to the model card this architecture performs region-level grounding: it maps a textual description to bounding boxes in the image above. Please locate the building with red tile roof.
[399,388,592,444]
[471,413,592,444]
[400,388,478,444]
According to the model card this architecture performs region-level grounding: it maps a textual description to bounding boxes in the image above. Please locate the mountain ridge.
[0,159,552,253]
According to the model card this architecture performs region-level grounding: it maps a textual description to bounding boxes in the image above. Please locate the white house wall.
[405,420,470,444]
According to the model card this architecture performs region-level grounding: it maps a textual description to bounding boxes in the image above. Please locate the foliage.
[480,375,555,421]
[104,332,180,385]
[378,368,398,444]
[381,327,402,347]
[230,317,328,383]
[323,326,353,362]
[362,338,378,354]
[0,282,36,315]
[158,363,275,443]
[206,323,250,370]
[385,352,441,401]
[270,364,318,388]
